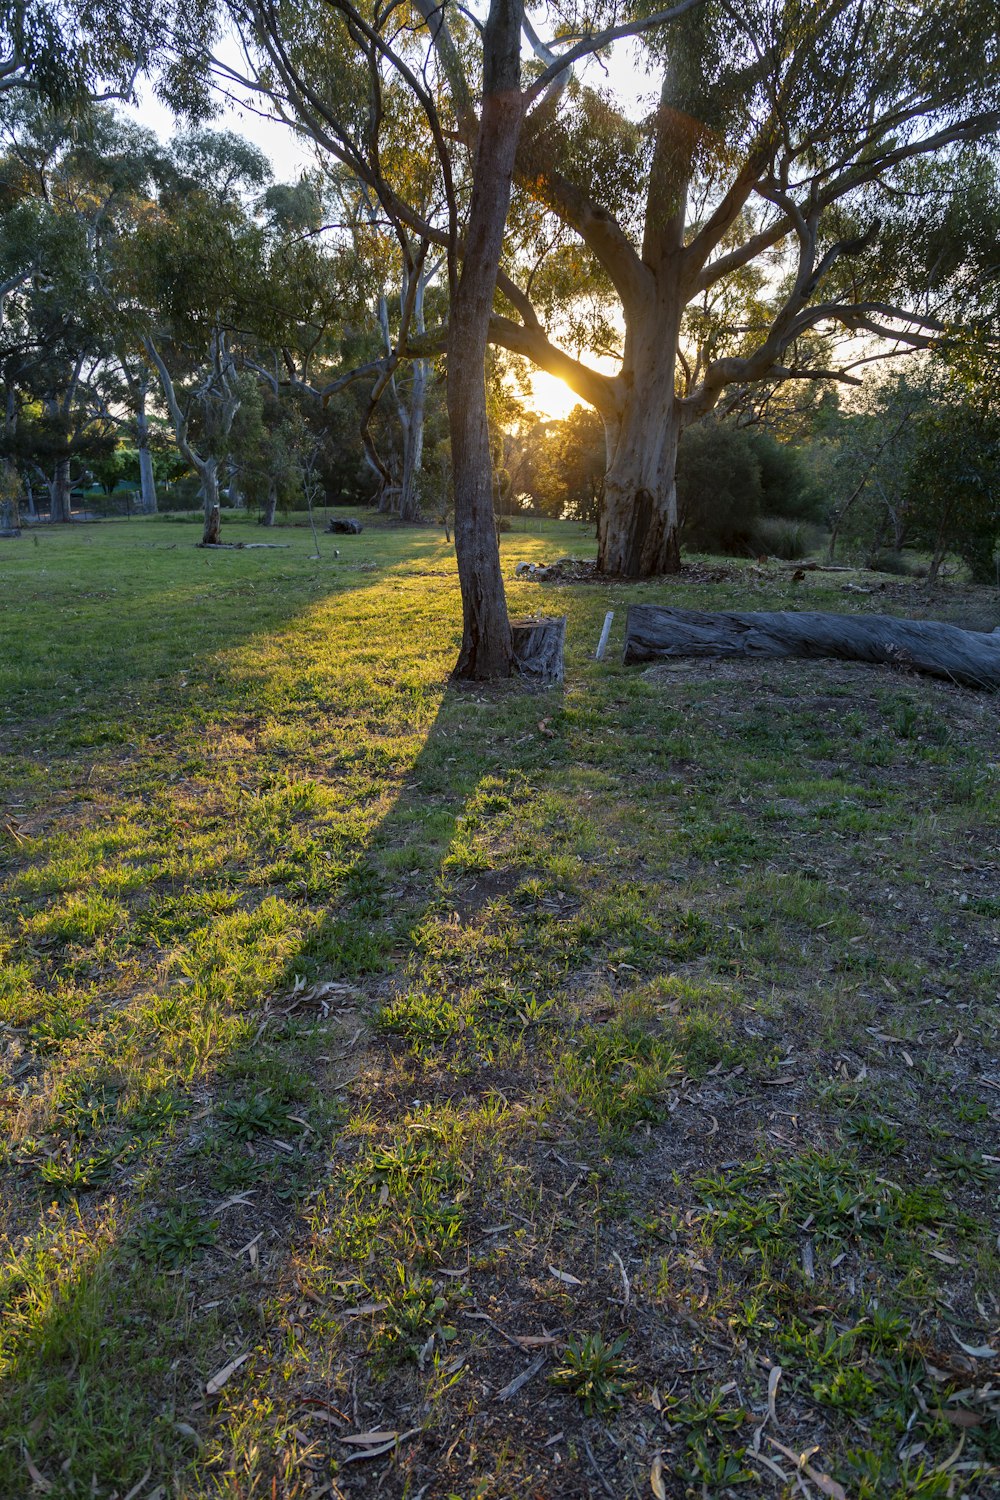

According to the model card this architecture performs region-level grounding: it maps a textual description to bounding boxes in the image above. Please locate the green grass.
[1,514,998,1498]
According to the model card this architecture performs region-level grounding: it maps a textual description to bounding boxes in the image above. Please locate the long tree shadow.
[0,518,575,1495]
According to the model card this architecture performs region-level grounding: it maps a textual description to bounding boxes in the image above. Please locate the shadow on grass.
[0,594,566,1496]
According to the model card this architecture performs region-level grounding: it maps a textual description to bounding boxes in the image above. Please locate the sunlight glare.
[529,371,580,422]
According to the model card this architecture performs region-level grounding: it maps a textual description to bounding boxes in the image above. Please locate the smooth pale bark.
[144,336,238,546]
[259,477,279,527]
[397,358,427,522]
[447,0,524,679]
[49,458,72,522]
[134,397,158,514]
[623,605,1000,690]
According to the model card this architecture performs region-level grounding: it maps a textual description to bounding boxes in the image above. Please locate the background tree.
[489,0,1000,574]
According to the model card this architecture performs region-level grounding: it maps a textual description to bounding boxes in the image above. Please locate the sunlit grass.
[1,515,998,1496]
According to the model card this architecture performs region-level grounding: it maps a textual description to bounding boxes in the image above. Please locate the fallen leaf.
[650,1454,667,1499]
[340,1301,387,1318]
[944,1410,984,1427]
[211,1192,255,1214]
[767,1437,846,1500]
[767,1365,782,1427]
[949,1329,997,1359]
[123,1469,152,1500]
[341,1430,399,1446]
[808,1468,848,1499]
[341,1427,421,1464]
[24,1453,52,1493]
[497,1353,547,1401]
[206,1351,250,1396]
[548,1266,583,1285]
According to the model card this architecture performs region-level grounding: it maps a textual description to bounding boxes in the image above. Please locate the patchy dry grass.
[1,514,998,1499]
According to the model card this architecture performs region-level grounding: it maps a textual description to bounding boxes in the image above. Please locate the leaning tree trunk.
[49,458,72,522]
[447,0,524,680]
[623,605,1000,691]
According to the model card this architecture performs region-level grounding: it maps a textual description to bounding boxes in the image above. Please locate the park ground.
[1,515,998,1500]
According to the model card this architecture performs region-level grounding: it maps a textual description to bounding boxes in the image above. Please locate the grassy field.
[1,513,998,1500]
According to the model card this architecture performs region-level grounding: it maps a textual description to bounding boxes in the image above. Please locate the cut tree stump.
[511,615,566,684]
[623,605,1000,691]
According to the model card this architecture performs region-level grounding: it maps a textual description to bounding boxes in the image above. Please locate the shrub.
[750,517,827,560]
[679,423,826,555]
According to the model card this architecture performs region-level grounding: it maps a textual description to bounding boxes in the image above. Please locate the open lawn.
[1,515,998,1499]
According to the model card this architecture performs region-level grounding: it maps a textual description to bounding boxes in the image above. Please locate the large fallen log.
[623,605,1000,691]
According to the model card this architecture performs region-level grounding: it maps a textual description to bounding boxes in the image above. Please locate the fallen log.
[511,615,566,684]
[623,605,1000,691]
[325,517,363,534]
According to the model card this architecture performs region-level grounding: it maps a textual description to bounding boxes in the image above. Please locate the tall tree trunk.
[201,460,221,544]
[50,458,72,522]
[259,476,278,527]
[448,0,524,680]
[226,460,244,509]
[398,359,427,522]
[135,398,158,514]
[598,17,702,577]
[598,312,684,574]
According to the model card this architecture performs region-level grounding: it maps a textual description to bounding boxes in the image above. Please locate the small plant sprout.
[550,1332,632,1415]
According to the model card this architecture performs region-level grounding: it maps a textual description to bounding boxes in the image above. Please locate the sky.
[124,27,656,422]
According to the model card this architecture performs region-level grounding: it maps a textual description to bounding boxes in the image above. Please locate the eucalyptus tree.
[0,99,132,516]
[231,0,1000,587]
[125,131,274,541]
[496,1,1000,573]
[1,0,219,114]
[337,175,444,524]
[224,0,700,673]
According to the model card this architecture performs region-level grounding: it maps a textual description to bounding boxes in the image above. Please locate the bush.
[750,516,827,559]
[678,422,826,555]
[678,423,762,552]
[868,549,917,576]
[748,431,827,522]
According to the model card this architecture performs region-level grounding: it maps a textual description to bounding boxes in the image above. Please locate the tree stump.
[511,615,566,684]
[622,605,1000,691]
